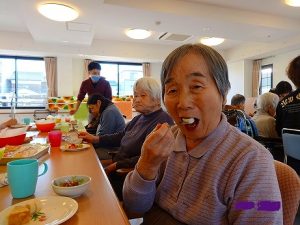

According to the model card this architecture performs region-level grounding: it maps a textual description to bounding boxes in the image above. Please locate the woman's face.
[133,86,160,115]
[88,100,101,116]
[164,52,224,148]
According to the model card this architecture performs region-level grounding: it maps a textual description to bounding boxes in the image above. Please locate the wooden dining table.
[0,131,130,225]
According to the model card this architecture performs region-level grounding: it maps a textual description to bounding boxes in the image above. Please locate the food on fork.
[7,199,42,225]
[181,117,195,124]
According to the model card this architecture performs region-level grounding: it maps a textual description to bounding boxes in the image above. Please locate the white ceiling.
[0,0,300,61]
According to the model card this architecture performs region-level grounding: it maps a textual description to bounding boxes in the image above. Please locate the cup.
[60,122,70,133]
[7,159,48,198]
[48,130,62,147]
[22,117,31,125]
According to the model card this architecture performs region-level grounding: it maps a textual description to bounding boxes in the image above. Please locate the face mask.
[90,75,100,83]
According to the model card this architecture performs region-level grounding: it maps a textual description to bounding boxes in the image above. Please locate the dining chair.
[282,128,300,175]
[274,160,300,225]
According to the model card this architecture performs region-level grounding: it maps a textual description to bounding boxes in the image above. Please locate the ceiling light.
[38,3,79,22]
[285,0,300,6]
[200,37,225,46]
[125,29,151,40]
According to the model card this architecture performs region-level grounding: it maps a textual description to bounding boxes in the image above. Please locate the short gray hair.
[160,44,231,101]
[256,92,279,112]
[133,77,161,102]
[231,94,245,106]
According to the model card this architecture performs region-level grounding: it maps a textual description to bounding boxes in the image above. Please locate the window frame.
[259,64,273,95]
[0,55,46,109]
[97,61,143,97]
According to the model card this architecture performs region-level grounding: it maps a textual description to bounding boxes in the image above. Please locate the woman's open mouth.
[180,117,199,128]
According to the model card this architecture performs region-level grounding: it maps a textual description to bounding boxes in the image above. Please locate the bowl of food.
[35,119,55,132]
[0,133,26,148]
[52,175,91,197]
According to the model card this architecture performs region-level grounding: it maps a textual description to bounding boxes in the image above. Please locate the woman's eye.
[166,88,177,94]
[192,85,202,89]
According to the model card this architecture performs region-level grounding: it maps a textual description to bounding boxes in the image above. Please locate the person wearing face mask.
[70,61,112,115]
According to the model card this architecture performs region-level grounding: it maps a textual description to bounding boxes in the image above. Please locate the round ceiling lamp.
[200,37,225,46]
[285,0,300,6]
[38,3,79,22]
[125,29,152,40]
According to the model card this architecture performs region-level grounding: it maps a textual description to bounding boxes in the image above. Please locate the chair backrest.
[274,160,300,225]
[254,136,284,162]
[223,109,258,137]
[74,102,89,125]
[282,128,300,160]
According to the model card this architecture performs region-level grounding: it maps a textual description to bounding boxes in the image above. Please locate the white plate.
[0,196,78,225]
[60,143,90,152]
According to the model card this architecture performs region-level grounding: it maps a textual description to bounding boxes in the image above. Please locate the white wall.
[150,62,162,83]
[227,60,245,104]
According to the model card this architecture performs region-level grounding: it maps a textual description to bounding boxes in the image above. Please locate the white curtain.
[252,59,262,97]
[84,59,92,79]
[143,63,150,77]
[44,57,57,97]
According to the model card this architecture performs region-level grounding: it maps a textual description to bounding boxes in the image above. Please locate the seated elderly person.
[79,77,174,199]
[231,94,246,111]
[123,44,282,224]
[85,94,125,135]
[252,92,279,138]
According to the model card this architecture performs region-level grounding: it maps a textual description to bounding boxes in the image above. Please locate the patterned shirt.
[276,88,300,136]
[123,114,283,225]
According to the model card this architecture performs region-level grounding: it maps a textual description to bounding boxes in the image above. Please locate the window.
[0,56,47,108]
[260,64,273,94]
[97,61,143,97]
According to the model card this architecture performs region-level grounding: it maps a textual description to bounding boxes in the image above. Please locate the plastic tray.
[0,144,49,165]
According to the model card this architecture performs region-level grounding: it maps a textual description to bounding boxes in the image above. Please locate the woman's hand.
[136,123,175,180]
[0,118,17,129]
[105,162,117,175]
[78,131,99,143]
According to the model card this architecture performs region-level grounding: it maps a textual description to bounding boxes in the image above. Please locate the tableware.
[52,175,91,197]
[7,159,48,198]
[48,131,62,147]
[22,117,31,125]
[0,148,4,159]
[60,122,70,133]
[35,120,55,132]
[60,143,89,152]
[0,143,49,165]
[0,196,78,225]
[9,124,27,129]
[0,133,26,147]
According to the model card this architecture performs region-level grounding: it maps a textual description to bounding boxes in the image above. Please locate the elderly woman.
[123,44,282,224]
[252,92,279,138]
[85,94,125,135]
[79,77,174,199]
